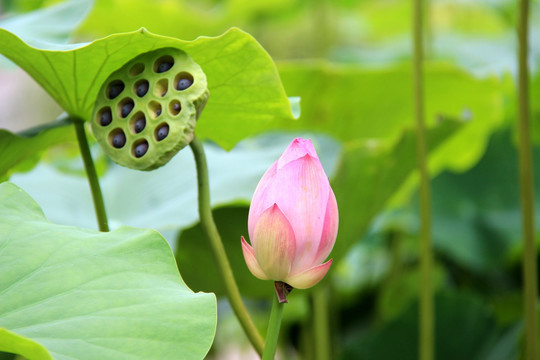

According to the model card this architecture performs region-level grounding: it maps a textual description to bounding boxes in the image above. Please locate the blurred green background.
[1,0,539,359]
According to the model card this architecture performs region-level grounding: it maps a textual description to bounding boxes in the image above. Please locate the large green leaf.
[278,61,503,172]
[0,182,216,360]
[0,120,74,181]
[0,27,294,149]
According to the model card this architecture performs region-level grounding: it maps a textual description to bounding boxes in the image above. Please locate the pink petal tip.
[241,236,268,281]
[285,259,333,289]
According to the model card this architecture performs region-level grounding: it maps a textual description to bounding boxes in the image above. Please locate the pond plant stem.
[313,284,331,360]
[262,282,288,360]
[412,0,434,360]
[517,0,538,359]
[189,134,265,356]
[73,120,109,232]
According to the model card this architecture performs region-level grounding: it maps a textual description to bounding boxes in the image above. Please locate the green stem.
[189,135,264,356]
[73,120,109,232]
[262,287,285,360]
[424,0,433,59]
[313,285,331,360]
[517,0,538,358]
[412,0,434,360]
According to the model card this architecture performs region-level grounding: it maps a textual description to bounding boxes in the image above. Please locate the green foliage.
[0,120,74,180]
[377,265,446,322]
[401,129,540,272]
[278,61,504,172]
[341,292,518,360]
[76,0,302,45]
[330,119,462,263]
[0,0,92,49]
[0,26,293,150]
[0,182,216,360]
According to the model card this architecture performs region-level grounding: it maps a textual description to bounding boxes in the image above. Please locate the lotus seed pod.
[91,48,209,170]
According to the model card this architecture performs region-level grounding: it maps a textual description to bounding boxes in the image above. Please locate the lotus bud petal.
[241,138,338,289]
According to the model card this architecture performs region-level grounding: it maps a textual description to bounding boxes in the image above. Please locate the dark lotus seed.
[156,109,162,116]
[136,80,149,97]
[134,141,149,158]
[108,82,124,99]
[112,131,126,148]
[134,116,146,133]
[157,62,173,73]
[173,102,181,112]
[176,78,193,90]
[100,109,112,126]
[156,124,169,141]
[121,101,134,118]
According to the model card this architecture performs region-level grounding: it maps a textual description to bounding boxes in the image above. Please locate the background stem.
[517,0,538,358]
[262,289,285,360]
[412,0,434,359]
[73,120,109,232]
[313,284,331,360]
[189,135,265,356]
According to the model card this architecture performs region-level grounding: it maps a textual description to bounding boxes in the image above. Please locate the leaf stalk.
[517,0,537,358]
[412,0,434,359]
[189,134,265,356]
[73,120,109,232]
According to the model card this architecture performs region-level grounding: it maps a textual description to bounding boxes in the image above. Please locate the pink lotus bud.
[241,138,338,289]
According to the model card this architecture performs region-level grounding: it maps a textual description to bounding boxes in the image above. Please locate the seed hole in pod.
[107,80,124,99]
[109,129,126,149]
[97,107,113,126]
[154,55,174,73]
[169,100,181,116]
[148,101,162,119]
[118,98,135,118]
[155,123,169,141]
[133,139,149,158]
[154,78,169,97]
[130,112,146,134]
[129,63,145,77]
[134,79,149,97]
[175,72,194,91]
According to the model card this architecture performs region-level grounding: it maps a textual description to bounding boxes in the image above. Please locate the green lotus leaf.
[0,26,293,150]
[0,182,216,360]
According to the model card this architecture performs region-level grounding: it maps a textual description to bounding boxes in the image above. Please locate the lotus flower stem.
[517,0,537,358]
[73,120,109,232]
[412,0,434,359]
[313,284,331,360]
[262,282,287,360]
[189,134,264,356]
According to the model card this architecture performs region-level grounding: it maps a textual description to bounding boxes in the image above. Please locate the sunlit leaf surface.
[0,27,294,149]
[0,182,216,360]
